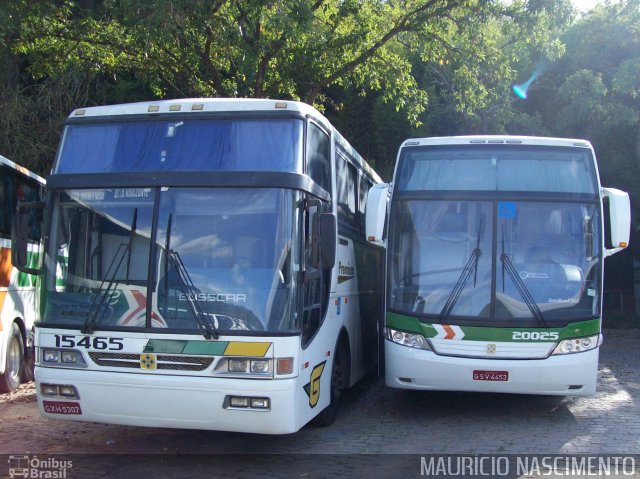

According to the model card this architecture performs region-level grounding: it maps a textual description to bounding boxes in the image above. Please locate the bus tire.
[0,323,25,393]
[20,328,35,383]
[312,340,348,427]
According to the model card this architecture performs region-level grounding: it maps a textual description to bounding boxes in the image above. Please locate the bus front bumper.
[385,340,599,396]
[35,367,301,434]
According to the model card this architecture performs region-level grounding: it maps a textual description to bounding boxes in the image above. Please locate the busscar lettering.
[179,292,247,303]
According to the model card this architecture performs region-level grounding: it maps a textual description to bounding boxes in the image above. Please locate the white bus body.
[367,136,630,396]
[17,98,383,433]
[0,155,45,392]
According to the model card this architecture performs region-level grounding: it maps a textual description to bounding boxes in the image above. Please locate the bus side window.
[358,175,372,237]
[336,153,357,231]
[302,200,331,346]
[306,122,331,194]
[0,166,42,242]
[18,176,43,242]
[306,123,331,194]
[0,166,11,239]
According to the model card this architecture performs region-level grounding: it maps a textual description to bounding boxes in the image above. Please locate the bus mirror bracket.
[366,183,390,246]
[602,187,631,257]
[11,201,45,275]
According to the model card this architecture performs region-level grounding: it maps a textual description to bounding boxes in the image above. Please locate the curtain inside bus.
[396,146,597,194]
[55,119,304,174]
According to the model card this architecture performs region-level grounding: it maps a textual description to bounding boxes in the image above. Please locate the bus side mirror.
[366,182,390,246]
[602,187,630,257]
[310,212,336,269]
[11,201,44,275]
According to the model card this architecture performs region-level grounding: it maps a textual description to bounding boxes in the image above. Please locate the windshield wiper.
[83,208,141,334]
[438,220,483,323]
[165,249,219,339]
[82,242,130,334]
[500,225,547,327]
[163,215,217,339]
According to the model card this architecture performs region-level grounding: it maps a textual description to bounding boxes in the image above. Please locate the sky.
[571,0,605,11]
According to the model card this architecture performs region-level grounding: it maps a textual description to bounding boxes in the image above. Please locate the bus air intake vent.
[88,352,214,371]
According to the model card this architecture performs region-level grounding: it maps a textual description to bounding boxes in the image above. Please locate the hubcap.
[6,337,21,386]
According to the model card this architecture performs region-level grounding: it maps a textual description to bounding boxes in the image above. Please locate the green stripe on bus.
[386,311,601,341]
[144,339,229,355]
[17,251,42,287]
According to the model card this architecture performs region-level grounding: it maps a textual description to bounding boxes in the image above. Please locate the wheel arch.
[336,326,352,389]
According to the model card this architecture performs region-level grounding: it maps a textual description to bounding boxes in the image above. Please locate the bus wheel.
[20,329,35,383]
[312,342,347,427]
[0,323,24,393]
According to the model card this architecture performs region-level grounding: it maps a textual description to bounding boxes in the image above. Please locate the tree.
[11,0,553,124]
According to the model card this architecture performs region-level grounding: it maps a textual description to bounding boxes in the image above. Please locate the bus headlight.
[250,359,270,373]
[43,350,60,363]
[385,328,431,350]
[214,358,274,377]
[40,349,87,368]
[552,335,601,355]
[228,359,248,372]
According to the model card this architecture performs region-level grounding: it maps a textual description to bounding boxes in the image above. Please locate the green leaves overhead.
[8,0,558,126]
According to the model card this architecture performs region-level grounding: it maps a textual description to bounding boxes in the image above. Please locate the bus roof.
[0,154,46,185]
[69,98,323,119]
[400,135,593,150]
[68,98,381,183]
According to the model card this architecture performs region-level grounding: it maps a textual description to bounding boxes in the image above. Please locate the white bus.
[0,155,45,392]
[13,98,383,433]
[366,136,630,396]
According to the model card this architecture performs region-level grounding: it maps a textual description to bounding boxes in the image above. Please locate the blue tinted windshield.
[396,145,597,194]
[42,187,301,333]
[55,118,303,174]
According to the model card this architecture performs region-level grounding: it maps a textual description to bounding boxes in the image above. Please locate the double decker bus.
[13,98,382,433]
[0,155,44,392]
[366,136,630,395]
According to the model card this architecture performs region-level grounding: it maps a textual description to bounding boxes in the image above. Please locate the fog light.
[229,396,249,408]
[228,359,248,373]
[250,397,270,409]
[41,384,59,396]
[276,357,293,375]
[250,359,269,373]
[43,350,60,363]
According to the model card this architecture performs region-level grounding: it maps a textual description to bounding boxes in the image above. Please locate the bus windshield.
[43,187,301,334]
[388,199,601,325]
[54,118,304,174]
[389,143,603,326]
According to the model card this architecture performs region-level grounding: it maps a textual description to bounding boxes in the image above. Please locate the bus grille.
[88,352,214,371]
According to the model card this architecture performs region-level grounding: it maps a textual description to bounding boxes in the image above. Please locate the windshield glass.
[396,145,597,194]
[54,118,303,174]
[388,199,601,325]
[388,200,493,320]
[43,188,301,334]
[496,201,600,322]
